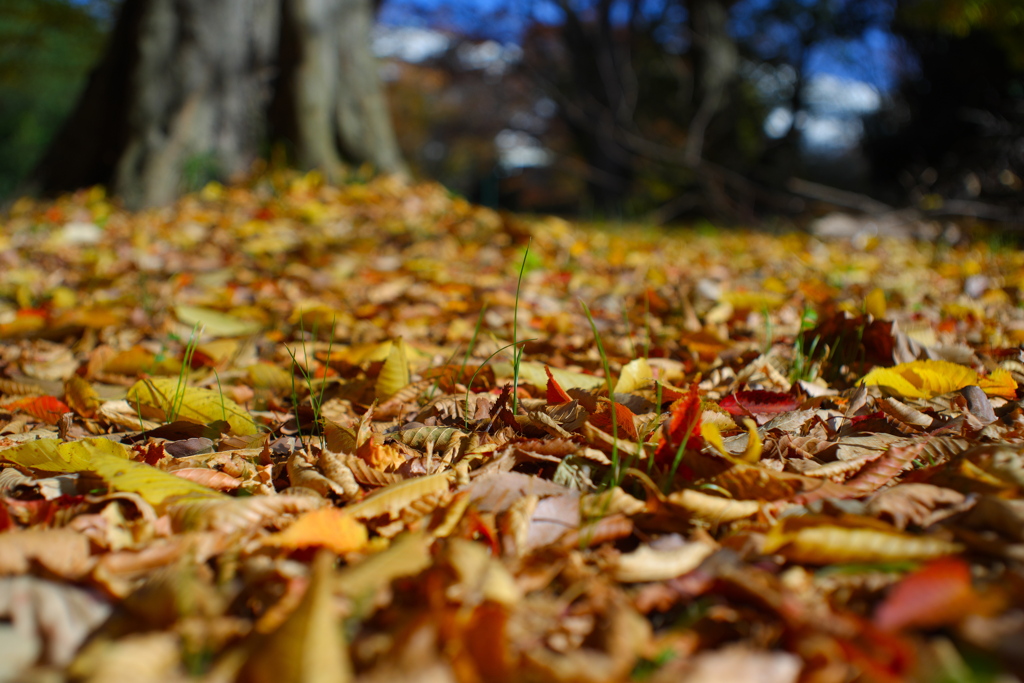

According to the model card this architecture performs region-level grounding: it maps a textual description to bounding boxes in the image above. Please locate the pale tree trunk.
[275,0,405,181]
[28,0,404,209]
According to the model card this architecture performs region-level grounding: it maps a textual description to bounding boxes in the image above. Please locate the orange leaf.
[873,558,979,632]
[978,368,1018,399]
[2,396,71,424]
[263,506,368,555]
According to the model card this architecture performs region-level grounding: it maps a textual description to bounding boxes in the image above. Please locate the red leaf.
[2,396,71,424]
[874,558,977,632]
[835,618,915,683]
[654,386,703,466]
[849,410,885,427]
[132,442,167,466]
[544,366,573,404]
[719,390,797,417]
[590,401,639,440]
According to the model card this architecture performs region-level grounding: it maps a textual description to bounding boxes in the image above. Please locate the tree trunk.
[274,0,405,182]
[685,0,740,166]
[28,0,404,209]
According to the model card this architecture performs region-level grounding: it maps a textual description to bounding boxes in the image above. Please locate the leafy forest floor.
[1,173,1024,683]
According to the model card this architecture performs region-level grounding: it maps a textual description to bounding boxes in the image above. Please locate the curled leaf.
[764,515,962,565]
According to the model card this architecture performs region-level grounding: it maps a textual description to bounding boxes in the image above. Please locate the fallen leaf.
[263,506,368,555]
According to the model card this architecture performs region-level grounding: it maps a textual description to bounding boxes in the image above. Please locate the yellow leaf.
[614,357,653,394]
[763,516,962,565]
[103,345,179,377]
[325,340,394,366]
[240,551,352,683]
[247,362,294,392]
[864,287,887,319]
[0,438,98,472]
[263,507,368,555]
[666,489,760,523]
[610,540,716,583]
[127,378,257,435]
[0,438,223,509]
[740,418,762,463]
[721,290,784,311]
[375,337,409,402]
[700,421,730,457]
[335,532,433,600]
[859,360,979,399]
[90,454,225,507]
[699,419,760,463]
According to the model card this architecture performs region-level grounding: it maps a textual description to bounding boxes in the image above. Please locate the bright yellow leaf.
[864,288,887,319]
[859,360,979,399]
[614,357,653,394]
[375,337,410,402]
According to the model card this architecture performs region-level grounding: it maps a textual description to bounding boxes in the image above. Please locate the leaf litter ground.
[1,174,1024,682]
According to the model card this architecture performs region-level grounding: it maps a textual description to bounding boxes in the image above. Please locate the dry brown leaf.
[342,470,453,521]
[865,483,969,528]
[0,528,94,579]
[466,470,572,514]
[167,494,324,533]
[287,448,348,499]
[666,488,761,523]
[609,540,716,583]
[240,551,352,683]
[0,576,112,669]
[170,467,243,491]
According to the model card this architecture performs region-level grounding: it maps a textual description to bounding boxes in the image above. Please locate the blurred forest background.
[1,0,1022,225]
